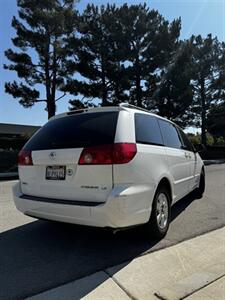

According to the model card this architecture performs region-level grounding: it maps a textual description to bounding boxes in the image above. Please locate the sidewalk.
[28,227,225,300]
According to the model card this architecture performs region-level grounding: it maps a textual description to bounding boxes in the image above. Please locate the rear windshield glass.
[24,111,119,150]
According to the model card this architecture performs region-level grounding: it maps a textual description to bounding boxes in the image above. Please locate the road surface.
[0,164,224,299]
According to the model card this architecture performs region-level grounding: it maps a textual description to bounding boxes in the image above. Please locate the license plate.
[46,166,66,180]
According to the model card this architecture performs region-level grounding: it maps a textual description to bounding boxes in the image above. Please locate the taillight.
[18,149,33,166]
[112,143,137,164]
[78,143,137,165]
[78,144,113,165]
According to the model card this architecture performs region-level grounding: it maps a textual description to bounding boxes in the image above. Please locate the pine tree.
[4,0,77,119]
[190,34,221,145]
[66,3,181,109]
[149,40,194,127]
[116,4,181,107]
[207,103,225,139]
[206,41,225,139]
[65,4,130,107]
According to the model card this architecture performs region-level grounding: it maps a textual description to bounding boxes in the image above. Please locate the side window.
[158,119,183,149]
[135,113,163,146]
[177,127,194,152]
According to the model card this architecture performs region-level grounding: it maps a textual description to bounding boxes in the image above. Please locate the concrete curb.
[27,227,225,300]
[27,271,130,300]
[185,275,225,299]
[204,159,225,166]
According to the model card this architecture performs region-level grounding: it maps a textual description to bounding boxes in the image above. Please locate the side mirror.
[194,144,206,152]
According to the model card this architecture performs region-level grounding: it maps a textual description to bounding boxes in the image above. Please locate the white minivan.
[13,104,205,238]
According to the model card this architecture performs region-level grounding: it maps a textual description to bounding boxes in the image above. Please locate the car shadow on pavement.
[171,191,200,222]
[0,220,161,299]
[0,192,200,300]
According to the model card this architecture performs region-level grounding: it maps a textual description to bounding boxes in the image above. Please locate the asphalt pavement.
[0,164,225,300]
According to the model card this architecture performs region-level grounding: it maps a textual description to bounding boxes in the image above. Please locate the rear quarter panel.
[113,144,171,220]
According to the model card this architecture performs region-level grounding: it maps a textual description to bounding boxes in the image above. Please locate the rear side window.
[158,119,183,149]
[24,112,118,150]
[177,127,194,152]
[135,113,163,146]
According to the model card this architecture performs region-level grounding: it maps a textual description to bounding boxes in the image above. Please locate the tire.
[195,169,205,198]
[144,185,171,239]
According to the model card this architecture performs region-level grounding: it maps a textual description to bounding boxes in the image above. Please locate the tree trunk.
[45,35,56,119]
[136,75,142,107]
[200,78,207,146]
[47,98,56,119]
[102,81,108,106]
[101,60,108,106]
[48,42,57,119]
[135,57,142,107]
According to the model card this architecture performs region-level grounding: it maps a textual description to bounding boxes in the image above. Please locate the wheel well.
[202,166,205,175]
[157,178,172,204]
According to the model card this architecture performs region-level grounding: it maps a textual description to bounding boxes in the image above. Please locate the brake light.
[112,143,137,164]
[78,143,137,165]
[18,149,33,166]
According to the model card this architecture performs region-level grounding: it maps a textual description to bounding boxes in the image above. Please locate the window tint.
[24,112,118,151]
[135,113,163,145]
[158,119,183,149]
[177,127,194,152]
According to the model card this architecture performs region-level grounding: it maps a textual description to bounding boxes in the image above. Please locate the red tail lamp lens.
[78,143,137,165]
[112,143,137,164]
[18,150,33,166]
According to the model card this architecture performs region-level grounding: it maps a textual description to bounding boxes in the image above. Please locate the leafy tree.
[214,136,225,146]
[187,133,201,146]
[187,132,214,146]
[207,103,225,139]
[206,132,214,146]
[190,34,221,145]
[4,0,77,119]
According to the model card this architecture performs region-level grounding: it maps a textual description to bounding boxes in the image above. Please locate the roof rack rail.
[119,103,150,113]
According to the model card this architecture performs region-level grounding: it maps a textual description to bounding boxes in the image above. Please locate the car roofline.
[49,103,175,126]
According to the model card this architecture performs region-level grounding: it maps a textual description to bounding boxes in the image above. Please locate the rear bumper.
[13,182,153,228]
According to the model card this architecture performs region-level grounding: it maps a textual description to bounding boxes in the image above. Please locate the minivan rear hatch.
[19,111,119,203]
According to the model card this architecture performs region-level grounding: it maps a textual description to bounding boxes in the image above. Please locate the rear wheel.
[195,169,205,198]
[144,185,171,239]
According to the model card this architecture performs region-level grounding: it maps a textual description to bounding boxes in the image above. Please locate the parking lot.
[0,164,225,300]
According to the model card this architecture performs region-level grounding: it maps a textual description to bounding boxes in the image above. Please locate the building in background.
[0,123,40,173]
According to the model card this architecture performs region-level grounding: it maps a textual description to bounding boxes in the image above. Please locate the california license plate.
[46,166,66,180]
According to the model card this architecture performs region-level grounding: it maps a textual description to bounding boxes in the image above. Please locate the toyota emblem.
[49,152,56,160]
